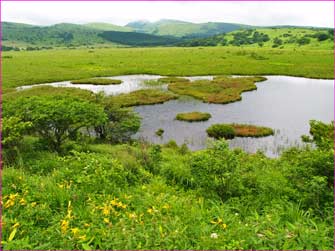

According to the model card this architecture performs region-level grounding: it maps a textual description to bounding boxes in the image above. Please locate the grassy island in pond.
[168,76,266,104]
[109,89,178,107]
[176,112,211,122]
[207,123,274,139]
[71,78,122,85]
[158,77,190,84]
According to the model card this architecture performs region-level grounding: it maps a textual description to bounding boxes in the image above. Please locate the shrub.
[190,140,242,199]
[95,101,141,143]
[297,37,310,45]
[4,96,107,153]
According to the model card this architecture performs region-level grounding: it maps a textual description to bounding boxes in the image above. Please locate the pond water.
[19,75,334,157]
[133,76,334,156]
[18,75,213,95]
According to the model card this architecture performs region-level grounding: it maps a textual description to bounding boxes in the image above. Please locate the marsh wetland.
[18,74,334,156]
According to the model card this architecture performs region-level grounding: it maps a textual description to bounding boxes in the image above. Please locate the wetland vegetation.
[109,89,178,107]
[176,112,212,122]
[207,123,274,139]
[168,76,266,104]
[1,17,334,251]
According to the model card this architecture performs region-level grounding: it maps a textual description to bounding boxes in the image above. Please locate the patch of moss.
[207,123,274,139]
[109,89,178,107]
[71,78,122,85]
[176,112,211,122]
[168,76,267,104]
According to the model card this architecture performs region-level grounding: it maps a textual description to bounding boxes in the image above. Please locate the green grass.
[2,46,333,90]
[2,86,96,103]
[169,76,266,104]
[71,78,122,85]
[176,112,211,122]
[2,133,334,250]
[108,89,178,107]
[207,123,274,139]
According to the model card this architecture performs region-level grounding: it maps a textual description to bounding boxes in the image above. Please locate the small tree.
[95,99,141,143]
[5,96,107,153]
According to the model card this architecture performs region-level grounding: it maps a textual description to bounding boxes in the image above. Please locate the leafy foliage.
[4,96,107,153]
[94,101,141,143]
[1,121,334,249]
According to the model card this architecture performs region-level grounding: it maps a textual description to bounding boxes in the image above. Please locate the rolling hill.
[2,20,333,50]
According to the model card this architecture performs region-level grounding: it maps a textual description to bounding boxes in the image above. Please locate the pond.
[19,75,334,156]
[133,76,334,156]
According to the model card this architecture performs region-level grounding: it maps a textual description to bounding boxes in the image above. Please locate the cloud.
[2,1,334,28]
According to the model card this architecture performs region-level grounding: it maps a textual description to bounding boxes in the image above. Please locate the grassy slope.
[2,47,333,89]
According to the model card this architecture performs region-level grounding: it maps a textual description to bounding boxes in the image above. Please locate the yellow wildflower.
[9,193,19,200]
[61,219,69,234]
[78,235,87,241]
[71,227,80,236]
[222,223,227,230]
[19,198,26,206]
[103,218,110,224]
[128,212,137,219]
[147,208,154,214]
[162,204,170,210]
[110,198,118,206]
[5,193,19,208]
[84,223,91,227]
[102,205,110,216]
[4,199,15,209]
[31,202,37,207]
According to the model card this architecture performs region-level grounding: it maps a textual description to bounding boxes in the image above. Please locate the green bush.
[4,96,107,153]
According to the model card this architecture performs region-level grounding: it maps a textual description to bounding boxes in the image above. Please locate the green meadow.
[2,38,334,249]
[2,46,333,90]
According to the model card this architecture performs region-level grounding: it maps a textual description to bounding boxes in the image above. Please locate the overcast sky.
[2,1,334,28]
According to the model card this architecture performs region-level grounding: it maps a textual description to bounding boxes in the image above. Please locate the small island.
[71,78,122,85]
[207,123,274,139]
[176,112,211,122]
